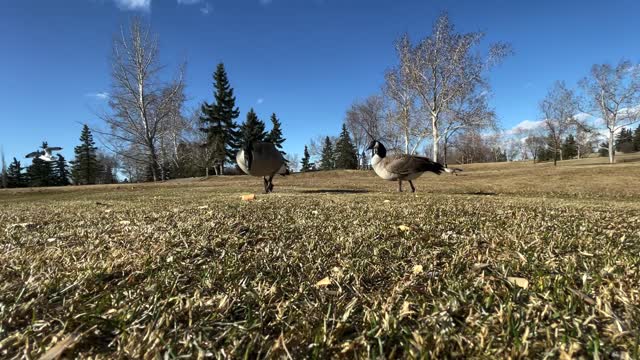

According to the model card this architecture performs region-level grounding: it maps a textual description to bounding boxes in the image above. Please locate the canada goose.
[26,146,62,162]
[367,140,444,192]
[236,142,287,193]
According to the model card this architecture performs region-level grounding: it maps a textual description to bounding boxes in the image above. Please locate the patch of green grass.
[1,160,640,358]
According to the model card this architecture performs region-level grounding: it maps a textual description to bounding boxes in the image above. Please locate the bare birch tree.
[405,13,510,162]
[579,61,640,163]
[1,147,7,189]
[383,35,425,154]
[345,94,394,162]
[539,81,579,166]
[100,18,185,181]
[440,89,496,165]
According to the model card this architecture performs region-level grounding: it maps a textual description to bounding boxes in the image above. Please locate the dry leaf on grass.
[315,277,331,287]
[507,277,529,289]
[412,265,423,275]
[241,194,256,201]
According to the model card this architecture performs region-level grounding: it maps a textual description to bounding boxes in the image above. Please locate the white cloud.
[257,98,264,105]
[114,0,151,11]
[200,2,212,14]
[573,112,592,122]
[513,119,544,131]
[86,92,110,100]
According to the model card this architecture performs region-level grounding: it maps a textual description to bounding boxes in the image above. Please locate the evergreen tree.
[615,128,632,151]
[616,128,635,153]
[562,134,578,159]
[265,113,286,154]
[598,142,609,157]
[71,125,99,185]
[7,158,26,188]
[334,124,358,169]
[54,155,70,186]
[239,108,267,148]
[97,152,118,184]
[320,136,335,170]
[301,145,311,172]
[27,142,56,187]
[634,124,640,151]
[200,63,240,175]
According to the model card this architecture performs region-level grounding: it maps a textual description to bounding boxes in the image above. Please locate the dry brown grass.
[1,156,639,358]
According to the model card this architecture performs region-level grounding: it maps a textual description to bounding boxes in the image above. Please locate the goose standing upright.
[236,142,288,193]
[367,140,444,192]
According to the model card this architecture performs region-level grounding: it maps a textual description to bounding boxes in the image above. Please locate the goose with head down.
[367,140,445,192]
[236,141,288,193]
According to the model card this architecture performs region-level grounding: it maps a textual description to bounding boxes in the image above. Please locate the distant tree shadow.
[297,189,370,194]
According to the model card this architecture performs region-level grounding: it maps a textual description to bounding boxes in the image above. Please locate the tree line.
[89,19,289,182]
[330,13,640,166]
[1,125,117,188]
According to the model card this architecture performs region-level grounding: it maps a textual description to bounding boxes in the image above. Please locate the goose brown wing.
[253,142,285,161]
[383,154,444,175]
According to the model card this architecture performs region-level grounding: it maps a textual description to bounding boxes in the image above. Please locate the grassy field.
[1,154,640,358]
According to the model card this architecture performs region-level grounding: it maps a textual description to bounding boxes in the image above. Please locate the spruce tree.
[634,124,640,151]
[320,136,335,170]
[71,125,99,185]
[54,155,71,186]
[598,142,609,157]
[562,134,577,159]
[334,124,358,169]
[265,113,286,154]
[239,108,267,148]
[200,63,240,175]
[27,142,55,187]
[7,158,26,188]
[615,128,635,153]
[301,145,311,172]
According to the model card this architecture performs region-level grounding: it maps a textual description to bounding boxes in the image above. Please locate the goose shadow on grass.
[296,189,370,194]
[453,191,499,196]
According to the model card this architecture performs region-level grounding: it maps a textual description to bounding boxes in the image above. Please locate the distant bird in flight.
[236,142,288,193]
[26,146,62,162]
[367,140,445,192]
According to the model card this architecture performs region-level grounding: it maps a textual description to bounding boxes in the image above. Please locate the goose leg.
[409,180,416,193]
[268,175,274,193]
[398,180,403,192]
[263,177,269,194]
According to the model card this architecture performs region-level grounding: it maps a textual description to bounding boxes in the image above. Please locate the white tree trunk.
[608,130,615,164]
[404,129,410,154]
[431,114,439,162]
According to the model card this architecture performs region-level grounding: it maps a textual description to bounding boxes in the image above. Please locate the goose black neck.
[377,142,387,158]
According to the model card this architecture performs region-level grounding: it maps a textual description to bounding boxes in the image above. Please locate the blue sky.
[1,0,639,163]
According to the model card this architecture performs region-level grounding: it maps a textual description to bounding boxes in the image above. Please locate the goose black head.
[366,140,386,158]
